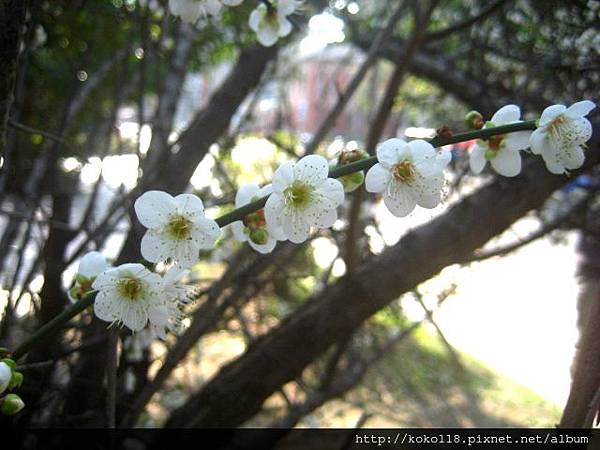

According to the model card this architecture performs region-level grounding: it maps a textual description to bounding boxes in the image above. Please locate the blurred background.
[0,0,599,436]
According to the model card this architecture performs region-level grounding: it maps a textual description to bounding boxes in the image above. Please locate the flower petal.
[94,290,121,323]
[235,183,261,207]
[140,230,173,264]
[271,161,295,193]
[294,155,329,186]
[469,145,487,174]
[365,163,391,193]
[249,237,277,254]
[491,149,521,177]
[376,138,404,169]
[562,145,585,171]
[281,212,311,243]
[78,251,110,278]
[175,194,204,219]
[491,104,521,125]
[314,178,344,206]
[384,185,416,217]
[529,128,547,155]
[135,191,176,228]
[504,130,532,151]
[265,195,284,230]
[539,104,566,127]
[192,217,221,248]
[231,221,248,242]
[540,145,566,174]
[564,100,595,119]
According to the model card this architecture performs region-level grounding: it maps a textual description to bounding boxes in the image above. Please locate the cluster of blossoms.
[468,101,595,177]
[0,357,25,416]
[73,99,594,338]
[168,0,302,47]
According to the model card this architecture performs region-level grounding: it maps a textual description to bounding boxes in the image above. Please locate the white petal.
[314,178,344,206]
[529,128,547,155]
[277,16,292,37]
[539,104,567,127]
[365,163,391,193]
[174,240,200,268]
[163,266,188,285]
[562,145,585,170]
[409,139,436,161]
[266,220,287,241]
[0,362,11,394]
[265,195,284,230]
[491,104,520,125]
[567,117,593,145]
[383,187,416,217]
[469,145,487,174]
[540,144,566,174]
[248,7,264,32]
[134,191,176,228]
[312,205,338,228]
[78,251,110,278]
[257,25,280,47]
[436,150,452,170]
[504,130,532,151]
[92,268,120,291]
[221,0,243,5]
[148,305,169,328]
[94,290,121,323]
[409,174,444,208]
[294,155,329,186]
[192,217,221,248]
[175,194,204,219]
[140,230,173,264]
[235,183,261,207]
[249,237,277,254]
[564,100,595,119]
[259,184,274,196]
[281,212,311,243]
[272,161,295,193]
[121,303,149,332]
[490,149,522,177]
[376,138,404,169]
[231,221,248,242]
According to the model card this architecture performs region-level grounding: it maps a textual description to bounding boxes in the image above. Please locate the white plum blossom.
[530,100,596,174]
[168,0,222,22]
[231,183,285,254]
[469,105,532,177]
[0,361,11,394]
[148,267,194,339]
[265,155,344,244]
[92,263,165,332]
[249,0,302,47]
[135,191,221,269]
[69,251,111,302]
[365,138,451,217]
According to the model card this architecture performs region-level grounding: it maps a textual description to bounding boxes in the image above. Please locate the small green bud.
[75,273,89,285]
[1,393,25,416]
[69,285,81,300]
[249,228,269,245]
[465,110,484,130]
[9,371,23,390]
[0,347,9,358]
[1,358,16,371]
[484,149,497,161]
[340,171,365,193]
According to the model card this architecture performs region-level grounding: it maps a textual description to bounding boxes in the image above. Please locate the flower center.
[166,215,192,240]
[117,277,143,301]
[392,160,415,183]
[283,182,312,209]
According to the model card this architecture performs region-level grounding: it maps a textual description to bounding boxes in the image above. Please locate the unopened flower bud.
[1,358,16,371]
[9,371,23,390]
[339,171,365,193]
[249,228,269,245]
[0,362,11,394]
[1,393,25,415]
[465,110,484,130]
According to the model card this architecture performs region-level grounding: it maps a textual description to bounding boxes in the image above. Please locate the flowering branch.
[215,119,537,227]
